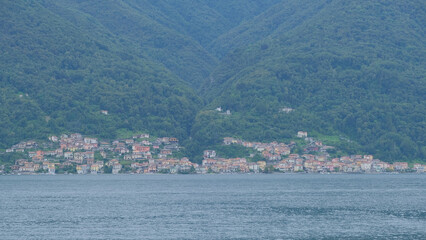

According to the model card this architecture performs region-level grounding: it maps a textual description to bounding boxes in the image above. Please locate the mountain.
[0,0,204,146]
[195,0,426,162]
[0,0,425,162]
[0,0,280,148]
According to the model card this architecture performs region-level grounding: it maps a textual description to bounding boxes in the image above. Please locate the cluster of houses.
[201,153,266,173]
[221,135,425,173]
[3,133,187,174]
[273,153,425,173]
[10,159,56,174]
[1,131,424,175]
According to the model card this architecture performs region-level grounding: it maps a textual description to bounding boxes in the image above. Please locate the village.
[1,131,425,175]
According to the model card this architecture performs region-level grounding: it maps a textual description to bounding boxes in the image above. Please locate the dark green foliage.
[197,0,426,162]
[56,165,76,174]
[103,166,112,174]
[0,0,206,147]
[213,145,252,159]
[0,152,27,166]
[0,0,424,163]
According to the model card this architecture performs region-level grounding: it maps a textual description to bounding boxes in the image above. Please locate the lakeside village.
[1,131,425,175]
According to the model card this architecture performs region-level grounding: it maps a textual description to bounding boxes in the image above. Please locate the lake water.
[0,174,425,239]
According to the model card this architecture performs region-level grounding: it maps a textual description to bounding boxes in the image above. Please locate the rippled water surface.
[1,174,425,239]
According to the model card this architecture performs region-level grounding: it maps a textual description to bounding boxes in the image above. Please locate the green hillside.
[0,0,203,146]
[196,0,426,162]
[0,0,424,162]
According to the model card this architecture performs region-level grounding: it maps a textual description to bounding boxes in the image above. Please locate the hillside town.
[216,133,425,174]
[0,131,424,175]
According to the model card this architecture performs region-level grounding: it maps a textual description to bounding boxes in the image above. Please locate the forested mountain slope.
[42,0,280,87]
[0,0,424,162]
[0,0,203,146]
[0,0,279,149]
[195,0,426,162]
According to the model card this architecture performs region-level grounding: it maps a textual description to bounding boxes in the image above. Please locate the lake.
[1,174,425,239]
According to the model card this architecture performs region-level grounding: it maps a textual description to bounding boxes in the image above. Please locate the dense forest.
[0,0,425,163]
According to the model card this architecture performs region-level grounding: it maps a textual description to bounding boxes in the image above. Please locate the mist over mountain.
[1,0,424,162]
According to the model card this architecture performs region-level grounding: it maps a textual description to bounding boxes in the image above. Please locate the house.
[159,137,170,144]
[132,153,144,160]
[83,152,95,159]
[297,131,308,138]
[101,110,108,115]
[294,164,304,172]
[19,162,40,173]
[112,163,122,174]
[280,107,293,113]
[180,157,191,165]
[413,164,425,172]
[160,149,172,155]
[90,164,100,174]
[203,150,216,159]
[195,166,208,174]
[257,161,266,170]
[276,162,292,172]
[114,147,129,154]
[84,138,98,144]
[107,159,119,167]
[95,161,104,168]
[86,158,95,165]
[11,165,20,171]
[147,164,157,173]
[360,162,372,171]
[223,137,236,145]
[73,152,84,162]
[277,147,291,156]
[70,133,83,140]
[77,165,89,174]
[316,155,327,162]
[26,141,37,148]
[49,136,59,142]
[133,145,150,153]
[64,152,73,159]
[169,166,179,174]
[202,159,217,167]
[248,163,259,172]
[15,159,27,166]
[393,162,409,171]
[134,133,150,139]
[48,165,56,174]
[164,143,179,150]
[267,154,281,161]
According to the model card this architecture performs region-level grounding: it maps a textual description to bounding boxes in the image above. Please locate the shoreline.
[1,171,423,176]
